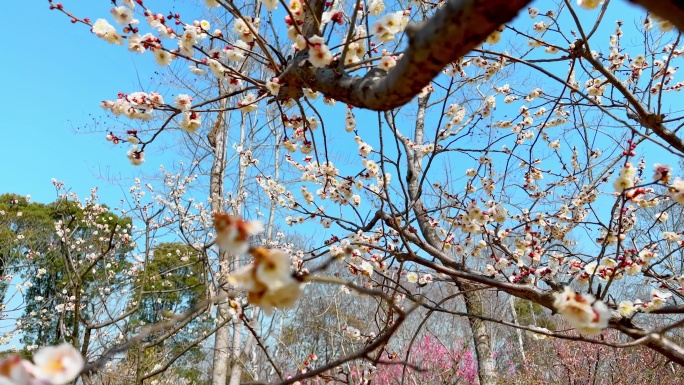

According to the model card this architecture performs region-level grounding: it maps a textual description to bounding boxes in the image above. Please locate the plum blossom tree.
[18,0,684,383]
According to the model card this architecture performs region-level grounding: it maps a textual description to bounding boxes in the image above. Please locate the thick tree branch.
[279,0,684,112]
[629,0,684,31]
[613,320,684,366]
[280,0,531,110]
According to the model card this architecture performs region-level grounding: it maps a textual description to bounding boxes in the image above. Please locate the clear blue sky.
[0,1,178,205]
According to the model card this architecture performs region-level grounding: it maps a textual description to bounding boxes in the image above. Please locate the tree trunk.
[227,112,250,385]
[401,95,497,385]
[227,323,243,385]
[210,84,230,385]
[459,282,497,385]
[509,296,526,362]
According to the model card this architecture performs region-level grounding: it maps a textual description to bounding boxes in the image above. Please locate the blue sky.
[0,1,174,205]
[0,0,665,204]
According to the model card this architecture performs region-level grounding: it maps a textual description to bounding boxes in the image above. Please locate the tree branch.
[629,0,684,31]
[280,0,531,110]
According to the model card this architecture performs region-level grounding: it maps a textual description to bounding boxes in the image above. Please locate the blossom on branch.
[179,111,202,132]
[307,36,333,68]
[228,247,302,314]
[91,19,122,45]
[554,286,611,335]
[126,146,145,166]
[213,213,264,255]
[668,178,684,204]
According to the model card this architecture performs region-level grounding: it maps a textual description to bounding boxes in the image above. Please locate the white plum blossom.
[127,146,145,166]
[379,55,397,71]
[265,78,281,96]
[153,49,175,66]
[618,301,637,317]
[360,261,374,276]
[239,93,259,112]
[228,247,302,314]
[669,178,684,204]
[174,94,193,111]
[92,19,123,45]
[226,40,249,61]
[263,0,278,10]
[613,163,636,192]
[189,65,207,75]
[29,343,85,385]
[213,213,264,255]
[0,344,84,385]
[307,35,333,68]
[127,33,145,53]
[371,11,406,43]
[577,0,602,10]
[179,111,202,132]
[554,286,611,335]
[110,6,138,26]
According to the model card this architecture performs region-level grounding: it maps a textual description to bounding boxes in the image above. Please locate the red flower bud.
[331,12,343,24]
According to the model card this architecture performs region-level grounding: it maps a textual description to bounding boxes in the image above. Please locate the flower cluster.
[371,11,408,43]
[101,91,164,121]
[92,18,123,44]
[613,162,636,192]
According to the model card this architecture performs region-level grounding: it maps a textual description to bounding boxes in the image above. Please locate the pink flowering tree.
[14,0,684,384]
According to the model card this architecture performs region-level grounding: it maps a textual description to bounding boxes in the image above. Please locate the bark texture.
[227,113,250,385]
[281,0,684,114]
[280,0,532,111]
[459,282,497,385]
[210,86,230,385]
